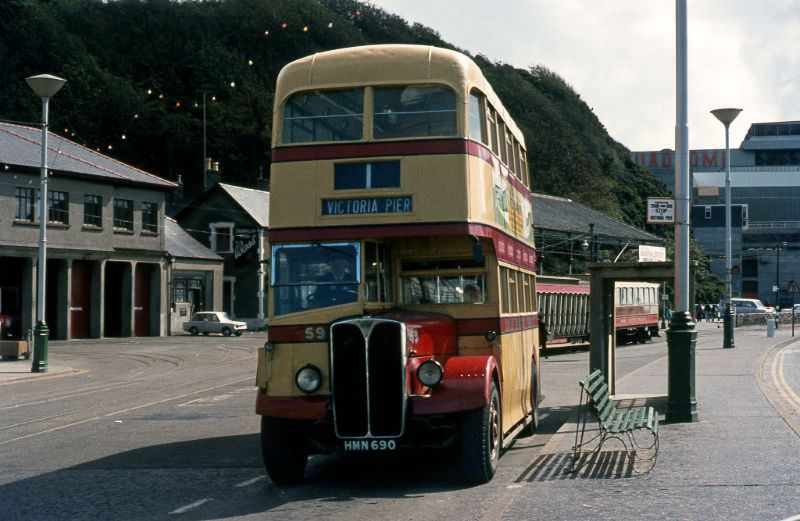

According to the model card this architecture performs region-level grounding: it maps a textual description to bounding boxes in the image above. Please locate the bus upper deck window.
[373,85,456,139]
[468,92,487,144]
[282,89,364,143]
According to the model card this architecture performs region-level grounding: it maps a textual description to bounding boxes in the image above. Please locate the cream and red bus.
[256,44,541,484]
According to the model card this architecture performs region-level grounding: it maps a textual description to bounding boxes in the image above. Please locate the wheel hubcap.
[489,396,499,459]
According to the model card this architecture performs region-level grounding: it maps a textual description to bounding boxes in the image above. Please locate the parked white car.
[183,311,247,336]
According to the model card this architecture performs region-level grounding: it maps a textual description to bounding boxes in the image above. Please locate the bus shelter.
[588,262,674,395]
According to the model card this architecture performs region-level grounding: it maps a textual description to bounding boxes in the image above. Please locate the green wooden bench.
[568,369,659,473]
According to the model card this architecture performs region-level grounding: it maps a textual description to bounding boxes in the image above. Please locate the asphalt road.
[0,330,753,521]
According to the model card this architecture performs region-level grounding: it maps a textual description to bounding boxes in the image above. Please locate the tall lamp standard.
[666,0,698,423]
[711,107,742,349]
[25,73,66,373]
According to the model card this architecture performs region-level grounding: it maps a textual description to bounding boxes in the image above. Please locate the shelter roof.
[532,193,662,244]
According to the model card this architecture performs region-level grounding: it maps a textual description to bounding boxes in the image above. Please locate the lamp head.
[710,108,742,127]
[25,74,67,99]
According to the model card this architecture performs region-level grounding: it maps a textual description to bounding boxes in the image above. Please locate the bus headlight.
[417,360,444,387]
[295,365,322,393]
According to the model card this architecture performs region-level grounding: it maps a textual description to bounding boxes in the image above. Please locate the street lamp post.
[665,0,698,423]
[25,73,66,373]
[711,107,742,349]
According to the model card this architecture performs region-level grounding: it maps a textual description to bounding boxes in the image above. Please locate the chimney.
[256,166,270,192]
[203,158,220,192]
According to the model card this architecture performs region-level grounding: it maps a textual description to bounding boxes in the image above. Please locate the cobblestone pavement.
[504,322,800,521]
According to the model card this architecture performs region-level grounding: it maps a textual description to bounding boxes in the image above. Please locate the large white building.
[632,121,800,307]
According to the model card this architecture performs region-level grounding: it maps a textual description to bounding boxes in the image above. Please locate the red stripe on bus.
[268,325,328,343]
[273,138,472,162]
[269,222,537,271]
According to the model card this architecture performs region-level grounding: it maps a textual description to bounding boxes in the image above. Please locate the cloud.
[368,0,800,150]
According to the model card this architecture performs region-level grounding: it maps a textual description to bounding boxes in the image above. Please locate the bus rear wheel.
[261,416,308,485]
[459,380,501,484]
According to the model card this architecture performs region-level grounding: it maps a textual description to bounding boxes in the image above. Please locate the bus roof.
[274,44,524,145]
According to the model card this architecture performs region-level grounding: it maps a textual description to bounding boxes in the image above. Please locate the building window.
[15,188,36,222]
[141,202,158,233]
[48,191,69,224]
[113,199,133,230]
[211,223,234,253]
[334,161,400,190]
[84,194,102,227]
[704,206,712,219]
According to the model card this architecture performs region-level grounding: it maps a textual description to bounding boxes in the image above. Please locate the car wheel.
[222,327,232,337]
[459,379,501,484]
[188,327,199,336]
[235,331,242,336]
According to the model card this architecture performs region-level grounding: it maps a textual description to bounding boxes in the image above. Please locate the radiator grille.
[331,319,406,438]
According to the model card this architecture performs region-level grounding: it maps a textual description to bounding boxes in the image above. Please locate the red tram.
[537,277,660,346]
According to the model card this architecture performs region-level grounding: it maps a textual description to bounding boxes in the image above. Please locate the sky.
[367,0,800,151]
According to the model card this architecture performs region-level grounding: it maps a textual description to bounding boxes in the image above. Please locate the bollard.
[767,318,775,337]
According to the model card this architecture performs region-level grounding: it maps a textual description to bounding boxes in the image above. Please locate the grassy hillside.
[0,0,668,228]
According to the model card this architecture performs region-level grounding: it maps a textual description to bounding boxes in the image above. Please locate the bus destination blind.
[322,196,413,216]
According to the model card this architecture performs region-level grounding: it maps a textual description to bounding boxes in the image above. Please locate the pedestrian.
[712,304,720,322]
[539,312,549,359]
[704,304,712,322]
[695,303,704,322]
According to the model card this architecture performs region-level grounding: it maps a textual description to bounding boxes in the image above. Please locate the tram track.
[0,375,255,446]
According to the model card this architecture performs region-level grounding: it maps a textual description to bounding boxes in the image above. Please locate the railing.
[745,221,800,230]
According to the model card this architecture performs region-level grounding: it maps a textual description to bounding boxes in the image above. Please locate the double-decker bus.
[256,44,540,484]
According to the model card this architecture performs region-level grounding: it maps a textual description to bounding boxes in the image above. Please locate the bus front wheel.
[459,380,501,484]
[261,416,308,485]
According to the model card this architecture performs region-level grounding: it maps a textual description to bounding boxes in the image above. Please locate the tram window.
[271,242,360,315]
[373,84,457,139]
[335,161,400,190]
[282,89,364,143]
[365,243,392,303]
[468,91,487,144]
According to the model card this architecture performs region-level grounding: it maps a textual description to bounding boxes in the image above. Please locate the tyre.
[459,380,501,484]
[188,326,199,336]
[235,331,243,336]
[261,416,308,485]
[222,327,232,337]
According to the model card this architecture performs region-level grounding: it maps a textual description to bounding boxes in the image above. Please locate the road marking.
[170,498,211,514]
[178,394,234,407]
[235,475,266,487]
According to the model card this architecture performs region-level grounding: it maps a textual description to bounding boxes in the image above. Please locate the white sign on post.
[646,198,675,224]
[639,245,667,263]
